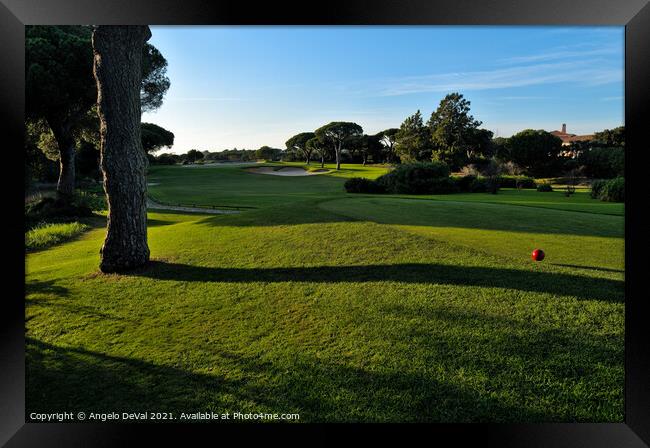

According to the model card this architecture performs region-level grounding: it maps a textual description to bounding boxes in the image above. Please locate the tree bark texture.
[93,25,151,273]
[51,124,76,198]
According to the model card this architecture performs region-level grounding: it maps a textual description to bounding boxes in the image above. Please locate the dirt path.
[147,197,241,214]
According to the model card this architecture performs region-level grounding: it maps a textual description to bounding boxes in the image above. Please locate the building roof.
[550,128,594,144]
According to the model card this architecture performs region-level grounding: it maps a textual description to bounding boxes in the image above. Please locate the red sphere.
[531,249,545,261]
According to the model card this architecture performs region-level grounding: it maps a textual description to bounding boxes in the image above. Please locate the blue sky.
[143,26,624,153]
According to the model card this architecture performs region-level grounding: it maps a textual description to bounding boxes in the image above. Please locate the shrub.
[536,182,553,192]
[498,175,536,189]
[344,177,385,194]
[376,162,451,194]
[25,194,95,230]
[590,179,608,199]
[599,177,624,202]
[26,221,89,251]
[485,177,500,194]
[453,175,477,192]
[73,190,106,212]
[470,177,489,193]
[155,153,180,165]
[428,177,458,194]
[453,175,489,193]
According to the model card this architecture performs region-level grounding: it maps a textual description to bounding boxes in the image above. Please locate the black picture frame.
[2,0,649,445]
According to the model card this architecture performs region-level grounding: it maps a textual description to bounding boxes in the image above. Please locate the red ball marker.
[531,249,545,261]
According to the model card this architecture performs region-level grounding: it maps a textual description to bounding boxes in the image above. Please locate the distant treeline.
[150,146,283,165]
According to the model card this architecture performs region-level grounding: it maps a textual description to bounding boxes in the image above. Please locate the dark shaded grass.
[320,198,623,238]
[28,334,619,422]
[130,261,623,303]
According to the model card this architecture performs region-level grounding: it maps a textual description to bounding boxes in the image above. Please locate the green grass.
[382,189,624,216]
[147,163,623,216]
[26,222,90,251]
[146,163,390,209]
[26,163,624,422]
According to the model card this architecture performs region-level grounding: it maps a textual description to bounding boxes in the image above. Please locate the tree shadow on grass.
[330,198,625,238]
[25,296,128,323]
[195,203,355,228]
[131,261,624,303]
[147,218,178,227]
[550,263,624,274]
[25,337,551,422]
[26,279,132,323]
[374,304,623,421]
[25,279,70,298]
[192,197,624,239]
[382,303,623,372]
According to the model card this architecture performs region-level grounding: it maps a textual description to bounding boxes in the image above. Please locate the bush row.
[497,175,536,189]
[344,163,537,195]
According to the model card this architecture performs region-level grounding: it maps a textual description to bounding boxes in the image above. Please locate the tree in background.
[349,134,383,166]
[141,123,175,154]
[578,147,624,179]
[378,128,399,163]
[367,133,386,165]
[492,136,510,162]
[255,146,280,161]
[75,140,101,180]
[26,25,170,198]
[26,26,96,198]
[141,44,171,113]
[506,129,564,178]
[394,111,429,163]
[155,153,182,165]
[25,120,59,188]
[93,25,152,272]
[592,126,625,148]
[428,93,483,170]
[574,125,625,179]
[466,128,495,163]
[315,122,363,170]
[286,132,316,165]
[185,149,204,163]
[306,136,329,168]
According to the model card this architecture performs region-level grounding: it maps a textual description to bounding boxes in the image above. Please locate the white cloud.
[370,60,622,97]
[498,45,619,64]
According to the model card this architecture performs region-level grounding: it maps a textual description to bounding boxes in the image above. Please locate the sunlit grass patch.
[26,222,90,251]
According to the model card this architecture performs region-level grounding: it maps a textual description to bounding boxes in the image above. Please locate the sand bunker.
[247,166,328,176]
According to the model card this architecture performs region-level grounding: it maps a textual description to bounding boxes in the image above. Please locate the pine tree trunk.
[321,155,324,168]
[51,125,76,199]
[93,25,151,273]
[336,142,341,170]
